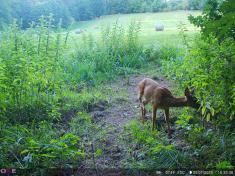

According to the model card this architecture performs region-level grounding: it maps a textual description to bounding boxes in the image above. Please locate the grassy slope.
[70,11,200,46]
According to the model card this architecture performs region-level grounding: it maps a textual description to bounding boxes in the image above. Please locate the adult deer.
[137,78,199,137]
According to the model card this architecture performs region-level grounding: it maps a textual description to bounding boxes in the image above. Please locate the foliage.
[121,120,188,169]
[0,121,84,168]
[159,0,235,126]
[188,0,235,41]
[0,15,147,168]
[175,108,194,129]
[185,125,235,168]
[165,37,234,124]
[155,0,235,169]
[216,161,234,169]
[0,17,65,122]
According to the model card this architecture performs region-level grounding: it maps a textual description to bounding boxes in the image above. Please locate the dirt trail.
[85,74,173,168]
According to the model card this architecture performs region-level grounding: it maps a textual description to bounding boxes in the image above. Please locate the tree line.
[0,0,207,29]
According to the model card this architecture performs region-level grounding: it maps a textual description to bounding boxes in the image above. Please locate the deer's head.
[184,87,200,109]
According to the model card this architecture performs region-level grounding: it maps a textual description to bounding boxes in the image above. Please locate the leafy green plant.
[216,161,233,169]
[176,109,193,129]
[121,120,187,169]
[0,16,66,123]
[160,2,235,125]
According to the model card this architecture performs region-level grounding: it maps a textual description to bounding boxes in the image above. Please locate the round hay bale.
[155,24,164,31]
[75,29,84,34]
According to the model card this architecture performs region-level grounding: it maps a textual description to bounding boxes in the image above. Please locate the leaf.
[20,149,29,154]
[206,113,210,122]
[210,108,215,116]
[202,106,206,116]
[151,144,164,153]
[39,154,56,158]
[75,151,85,157]
[146,137,155,144]
[165,145,173,150]
[95,149,102,156]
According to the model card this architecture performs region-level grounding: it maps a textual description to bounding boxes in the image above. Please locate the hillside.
[70,11,200,46]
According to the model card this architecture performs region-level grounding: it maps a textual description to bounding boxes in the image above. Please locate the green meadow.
[71,11,200,46]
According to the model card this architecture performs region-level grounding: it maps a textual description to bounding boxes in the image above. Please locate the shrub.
[0,17,66,122]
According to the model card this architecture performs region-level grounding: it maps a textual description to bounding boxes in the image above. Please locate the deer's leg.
[152,104,157,131]
[140,104,145,123]
[164,108,172,137]
[140,101,147,123]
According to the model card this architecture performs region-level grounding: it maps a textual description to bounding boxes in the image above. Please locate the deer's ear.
[184,87,191,97]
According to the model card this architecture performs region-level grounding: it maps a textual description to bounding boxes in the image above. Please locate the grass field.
[70,11,201,46]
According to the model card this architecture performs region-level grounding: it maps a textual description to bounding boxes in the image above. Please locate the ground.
[82,71,186,169]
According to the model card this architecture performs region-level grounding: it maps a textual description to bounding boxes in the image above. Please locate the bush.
[0,17,66,122]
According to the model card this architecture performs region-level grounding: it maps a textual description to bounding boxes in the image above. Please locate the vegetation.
[0,13,146,168]
[153,0,235,168]
[0,0,234,173]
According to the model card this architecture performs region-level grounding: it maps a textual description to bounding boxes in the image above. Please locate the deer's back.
[138,78,173,104]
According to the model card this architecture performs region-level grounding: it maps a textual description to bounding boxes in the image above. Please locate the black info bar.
[0,168,234,176]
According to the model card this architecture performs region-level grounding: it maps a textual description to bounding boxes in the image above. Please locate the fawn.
[137,78,199,137]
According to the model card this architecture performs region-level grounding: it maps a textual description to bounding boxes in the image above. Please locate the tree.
[189,0,235,41]
[0,0,12,29]
[90,0,105,17]
[188,0,235,120]
[152,0,167,12]
[188,0,207,10]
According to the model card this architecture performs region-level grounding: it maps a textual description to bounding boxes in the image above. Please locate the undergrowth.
[0,16,146,168]
[121,120,189,169]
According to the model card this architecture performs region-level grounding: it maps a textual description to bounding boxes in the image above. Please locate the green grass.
[70,11,201,46]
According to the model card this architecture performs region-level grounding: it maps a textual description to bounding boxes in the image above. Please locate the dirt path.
[83,74,174,169]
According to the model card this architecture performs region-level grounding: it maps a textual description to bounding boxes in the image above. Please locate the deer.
[137,78,199,138]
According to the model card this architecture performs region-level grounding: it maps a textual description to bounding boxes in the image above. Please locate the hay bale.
[155,24,164,31]
[75,29,84,34]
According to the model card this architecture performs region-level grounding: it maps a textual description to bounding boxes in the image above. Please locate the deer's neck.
[167,96,188,107]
